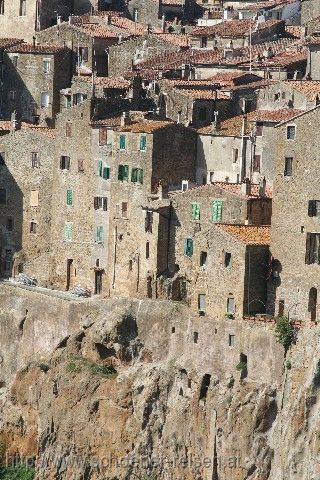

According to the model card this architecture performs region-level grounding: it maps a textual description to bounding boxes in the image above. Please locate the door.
[95,271,103,295]
[66,259,73,291]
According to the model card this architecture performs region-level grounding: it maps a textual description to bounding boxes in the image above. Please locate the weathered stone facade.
[269,106,320,322]
[3,45,70,124]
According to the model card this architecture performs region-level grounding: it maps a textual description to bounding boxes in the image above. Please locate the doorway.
[95,271,103,295]
[309,287,317,322]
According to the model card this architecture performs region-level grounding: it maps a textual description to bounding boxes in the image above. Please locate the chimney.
[120,111,130,127]
[241,178,251,196]
[32,36,36,48]
[259,176,266,197]
[69,15,74,25]
[162,15,165,33]
[10,111,18,132]
[107,15,112,25]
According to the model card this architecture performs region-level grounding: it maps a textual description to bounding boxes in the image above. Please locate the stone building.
[166,184,271,319]
[3,43,70,124]
[36,20,125,77]
[106,119,197,298]
[190,19,285,49]
[0,124,55,283]
[268,105,320,322]
[301,0,320,24]
[0,0,72,42]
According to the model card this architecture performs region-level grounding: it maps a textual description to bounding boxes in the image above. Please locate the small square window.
[31,152,39,168]
[60,156,70,170]
[200,251,207,267]
[43,60,50,74]
[286,125,296,140]
[121,202,128,218]
[30,221,37,234]
[198,294,206,314]
[228,334,235,347]
[224,252,232,267]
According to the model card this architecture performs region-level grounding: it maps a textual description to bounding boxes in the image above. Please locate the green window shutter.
[123,165,129,181]
[131,168,138,182]
[140,135,146,151]
[212,200,222,222]
[96,226,103,243]
[185,238,193,257]
[103,166,110,180]
[191,202,200,220]
[138,169,143,184]
[118,165,123,180]
[98,160,103,177]
[119,134,126,150]
[65,223,72,241]
[67,189,73,206]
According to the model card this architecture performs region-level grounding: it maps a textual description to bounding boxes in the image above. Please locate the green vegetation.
[0,466,35,480]
[236,361,247,371]
[66,355,116,377]
[38,363,50,373]
[275,316,296,353]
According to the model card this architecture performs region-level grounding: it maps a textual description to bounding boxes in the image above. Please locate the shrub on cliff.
[0,466,35,480]
[275,316,296,353]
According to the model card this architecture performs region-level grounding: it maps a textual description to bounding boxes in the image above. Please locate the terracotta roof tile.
[215,224,271,245]
[6,43,66,54]
[0,121,12,131]
[281,80,320,100]
[192,19,282,38]
[0,38,23,49]
[77,75,130,89]
[116,119,173,133]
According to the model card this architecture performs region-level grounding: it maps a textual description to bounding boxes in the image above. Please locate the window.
[94,197,108,211]
[99,127,107,146]
[60,156,70,170]
[284,157,293,177]
[232,149,238,164]
[65,222,72,241]
[212,200,222,222]
[274,92,280,101]
[146,241,150,259]
[253,154,261,173]
[103,166,110,180]
[78,159,84,172]
[131,168,143,184]
[198,294,206,314]
[43,60,50,74]
[198,107,207,121]
[145,211,153,233]
[96,226,104,243]
[200,251,207,267]
[0,188,6,204]
[133,7,139,21]
[194,332,198,343]
[119,134,126,151]
[65,95,71,108]
[118,165,129,181]
[73,93,86,105]
[224,252,232,267]
[255,122,263,136]
[78,46,88,64]
[67,189,73,206]
[305,233,320,265]
[41,92,49,108]
[191,202,200,220]
[139,135,147,151]
[30,190,39,207]
[201,36,208,48]
[31,152,39,168]
[0,152,5,166]
[228,334,235,347]
[0,0,4,15]
[121,202,128,218]
[65,122,72,138]
[30,221,37,234]
[185,237,193,257]
[8,90,16,100]
[19,0,26,16]
[309,201,320,218]
[7,217,13,231]
[286,125,296,140]
[227,297,235,314]
[278,299,285,317]
[11,55,18,67]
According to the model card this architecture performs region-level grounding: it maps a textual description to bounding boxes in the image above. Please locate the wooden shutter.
[94,197,99,210]
[123,165,129,181]
[138,169,143,184]
[131,168,137,182]
[99,128,107,146]
[103,167,110,180]
[119,134,126,150]
[103,198,108,211]
[305,233,311,264]
[185,238,193,257]
[67,190,73,206]
[212,200,222,222]
[30,190,39,207]
[192,202,200,220]
[98,161,103,177]
[140,135,146,151]
[118,165,123,180]
[308,201,316,217]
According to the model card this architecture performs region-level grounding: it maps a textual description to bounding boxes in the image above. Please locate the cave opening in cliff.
[199,373,211,401]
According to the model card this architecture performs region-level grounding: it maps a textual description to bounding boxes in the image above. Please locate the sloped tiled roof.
[282,80,320,100]
[215,224,271,245]
[192,19,282,38]
[6,43,66,54]
[116,119,173,133]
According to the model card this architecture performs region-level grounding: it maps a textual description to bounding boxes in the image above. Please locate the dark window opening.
[239,353,248,379]
[224,252,232,267]
[30,221,37,234]
[253,154,261,173]
[278,299,285,317]
[305,233,320,265]
[171,326,175,334]
[229,334,235,347]
[145,211,153,233]
[7,217,13,231]
[121,202,128,218]
[200,251,207,267]
[255,122,263,136]
[60,156,70,170]
[284,157,293,176]
[199,374,211,400]
[308,200,320,218]
[193,331,198,343]
[287,125,296,140]
[146,241,150,259]
[308,287,317,322]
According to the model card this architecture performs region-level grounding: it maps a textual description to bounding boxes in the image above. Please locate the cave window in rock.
[193,331,198,343]
[309,287,318,322]
[199,374,211,401]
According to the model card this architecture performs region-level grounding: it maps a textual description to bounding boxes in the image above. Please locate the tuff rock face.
[0,286,319,480]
